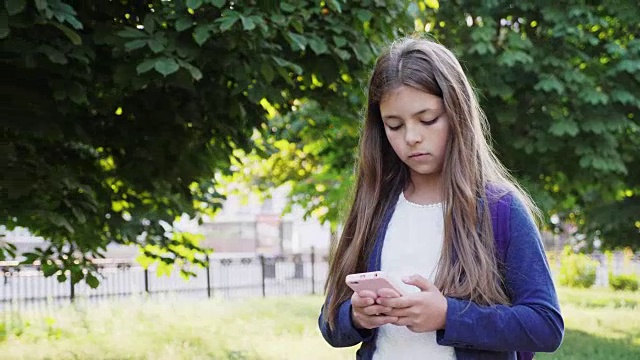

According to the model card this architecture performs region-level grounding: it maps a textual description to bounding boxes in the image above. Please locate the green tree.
[0,0,412,284]
[233,1,640,249]
[437,1,640,249]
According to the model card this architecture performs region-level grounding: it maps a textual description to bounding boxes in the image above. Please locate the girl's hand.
[375,274,448,333]
[350,290,399,330]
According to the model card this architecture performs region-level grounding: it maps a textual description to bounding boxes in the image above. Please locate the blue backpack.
[490,193,535,360]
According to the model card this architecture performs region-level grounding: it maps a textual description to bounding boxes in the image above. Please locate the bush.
[609,273,639,292]
[558,247,598,288]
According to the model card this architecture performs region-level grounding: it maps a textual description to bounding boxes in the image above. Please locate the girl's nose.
[404,125,422,145]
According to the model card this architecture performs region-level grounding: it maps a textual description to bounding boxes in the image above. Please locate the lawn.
[0,287,638,359]
[536,287,640,360]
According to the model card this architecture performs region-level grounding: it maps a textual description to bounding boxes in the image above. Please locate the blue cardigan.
[318,193,564,359]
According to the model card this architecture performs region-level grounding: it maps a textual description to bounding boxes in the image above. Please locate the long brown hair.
[323,37,540,329]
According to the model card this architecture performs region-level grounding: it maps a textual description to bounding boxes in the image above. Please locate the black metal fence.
[4,248,637,314]
[1,248,329,313]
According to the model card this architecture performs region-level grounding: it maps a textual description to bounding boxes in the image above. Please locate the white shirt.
[372,192,456,360]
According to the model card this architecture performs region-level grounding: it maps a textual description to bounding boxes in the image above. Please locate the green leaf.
[0,10,9,39]
[581,119,607,134]
[579,155,592,169]
[290,18,304,33]
[34,0,46,11]
[187,0,203,10]
[328,0,342,13]
[51,22,82,45]
[50,213,74,233]
[287,32,307,51]
[614,59,640,74]
[38,45,67,64]
[260,63,275,83]
[144,14,155,34]
[534,75,565,94]
[333,47,351,60]
[41,262,58,277]
[486,80,513,99]
[70,205,87,223]
[68,82,87,104]
[580,88,609,105]
[211,0,226,7]
[20,252,39,265]
[154,57,180,77]
[57,2,77,16]
[272,56,302,74]
[351,42,373,63]
[610,89,637,106]
[333,35,347,48]
[0,242,17,261]
[136,253,155,270]
[63,14,83,30]
[148,39,165,53]
[468,42,494,55]
[175,17,193,32]
[308,36,328,55]
[117,27,147,39]
[193,25,211,45]
[498,50,534,67]
[6,0,27,16]
[179,60,203,81]
[86,273,100,288]
[136,58,157,74]
[71,269,83,284]
[280,2,295,13]
[495,106,517,125]
[218,15,239,32]
[425,0,439,9]
[125,39,147,51]
[275,66,294,86]
[271,13,286,25]
[407,2,420,17]
[550,119,580,137]
[241,16,255,31]
[355,9,373,23]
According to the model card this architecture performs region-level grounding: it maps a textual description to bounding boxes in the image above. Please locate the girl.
[318,37,564,360]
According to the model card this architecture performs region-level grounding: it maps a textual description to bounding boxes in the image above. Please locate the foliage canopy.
[233,1,640,250]
[0,0,411,284]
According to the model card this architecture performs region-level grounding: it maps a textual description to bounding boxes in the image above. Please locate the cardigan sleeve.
[435,195,564,352]
[318,298,375,347]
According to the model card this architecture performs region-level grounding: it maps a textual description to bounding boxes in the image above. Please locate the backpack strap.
[490,192,512,264]
[489,192,535,360]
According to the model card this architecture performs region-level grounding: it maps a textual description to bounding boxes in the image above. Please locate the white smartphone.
[345,271,407,297]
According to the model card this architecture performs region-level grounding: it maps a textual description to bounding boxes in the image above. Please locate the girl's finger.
[351,293,375,308]
[361,305,392,316]
[391,316,413,327]
[376,296,411,309]
[377,288,401,298]
[369,315,399,327]
[358,290,378,299]
[383,308,412,317]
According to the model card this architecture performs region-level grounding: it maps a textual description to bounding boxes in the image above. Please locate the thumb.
[402,274,437,292]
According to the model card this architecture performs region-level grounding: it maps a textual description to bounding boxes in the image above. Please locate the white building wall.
[203,185,332,254]
[1,185,333,258]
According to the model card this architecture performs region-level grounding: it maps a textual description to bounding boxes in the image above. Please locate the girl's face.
[380,85,450,182]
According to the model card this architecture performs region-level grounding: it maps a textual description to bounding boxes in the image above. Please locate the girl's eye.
[387,124,402,131]
[421,117,439,126]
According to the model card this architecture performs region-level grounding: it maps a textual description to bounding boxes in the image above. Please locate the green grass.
[536,287,640,360]
[0,287,638,359]
[0,295,355,360]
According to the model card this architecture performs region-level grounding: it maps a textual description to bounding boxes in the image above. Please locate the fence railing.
[2,248,638,313]
[1,248,329,312]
